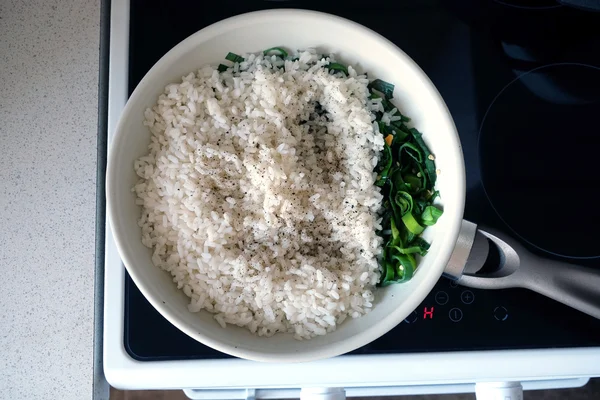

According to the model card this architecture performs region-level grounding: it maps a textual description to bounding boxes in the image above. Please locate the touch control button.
[449,307,463,322]
[461,290,475,304]
[404,310,418,324]
[435,291,449,305]
[494,306,509,321]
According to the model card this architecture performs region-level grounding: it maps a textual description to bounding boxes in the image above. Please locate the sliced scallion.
[371,81,442,286]
[225,52,244,63]
[369,79,395,99]
[263,47,289,58]
[375,144,393,187]
[327,62,348,76]
[421,205,443,226]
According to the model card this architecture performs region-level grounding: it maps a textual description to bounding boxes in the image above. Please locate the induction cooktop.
[123,0,600,361]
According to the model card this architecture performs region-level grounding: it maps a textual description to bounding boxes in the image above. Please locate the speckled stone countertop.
[0,1,102,399]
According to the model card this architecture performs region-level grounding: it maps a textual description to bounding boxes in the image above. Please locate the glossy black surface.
[480,63,600,258]
[124,0,600,361]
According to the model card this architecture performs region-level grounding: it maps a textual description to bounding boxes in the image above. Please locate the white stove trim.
[104,0,600,392]
[183,379,589,400]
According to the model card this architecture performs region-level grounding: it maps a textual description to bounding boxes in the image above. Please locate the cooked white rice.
[133,49,385,339]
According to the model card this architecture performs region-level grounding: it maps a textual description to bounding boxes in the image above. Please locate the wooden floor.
[110,379,600,399]
[110,389,188,400]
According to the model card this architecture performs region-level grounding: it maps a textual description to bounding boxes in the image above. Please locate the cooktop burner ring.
[478,62,600,260]
[493,0,563,10]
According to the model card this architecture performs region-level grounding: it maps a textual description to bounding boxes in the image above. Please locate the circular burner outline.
[477,62,600,259]
[493,0,563,10]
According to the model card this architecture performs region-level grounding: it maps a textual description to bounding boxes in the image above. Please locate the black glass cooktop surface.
[123,0,600,361]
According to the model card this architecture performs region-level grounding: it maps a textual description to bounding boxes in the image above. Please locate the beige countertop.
[0,0,101,398]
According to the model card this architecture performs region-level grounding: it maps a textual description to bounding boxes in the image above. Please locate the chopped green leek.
[372,78,443,286]
[225,52,244,63]
[369,79,395,99]
[327,62,348,76]
[421,205,443,226]
[263,47,289,58]
[375,144,393,187]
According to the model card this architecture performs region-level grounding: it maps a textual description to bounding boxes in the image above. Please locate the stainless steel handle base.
[446,220,600,320]
[443,219,478,281]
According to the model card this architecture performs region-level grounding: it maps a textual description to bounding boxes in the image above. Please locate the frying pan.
[106,9,600,363]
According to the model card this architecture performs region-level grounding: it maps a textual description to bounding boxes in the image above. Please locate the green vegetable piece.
[410,237,431,256]
[380,261,397,286]
[401,212,425,235]
[225,52,244,63]
[377,121,389,135]
[410,163,427,195]
[217,64,229,72]
[391,121,410,134]
[399,142,423,164]
[413,198,427,215]
[370,76,441,285]
[389,245,421,255]
[403,174,422,193]
[379,242,398,286]
[263,47,289,58]
[394,191,413,216]
[381,98,395,112]
[409,128,437,186]
[421,205,443,226]
[390,216,401,245]
[390,252,416,282]
[375,144,393,186]
[369,79,395,99]
[327,62,348,76]
[391,191,424,235]
[389,238,428,257]
[391,127,409,143]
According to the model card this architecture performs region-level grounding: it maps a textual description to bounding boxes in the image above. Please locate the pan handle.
[459,226,600,320]
[517,247,600,320]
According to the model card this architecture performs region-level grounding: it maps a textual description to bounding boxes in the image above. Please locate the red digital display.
[423,306,434,319]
